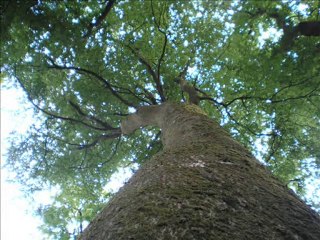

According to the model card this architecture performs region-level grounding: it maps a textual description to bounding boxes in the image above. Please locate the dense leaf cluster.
[1,0,319,238]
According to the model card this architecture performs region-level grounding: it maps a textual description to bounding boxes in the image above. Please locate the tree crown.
[1,1,319,238]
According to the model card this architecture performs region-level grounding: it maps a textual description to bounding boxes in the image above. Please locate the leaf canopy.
[1,0,320,238]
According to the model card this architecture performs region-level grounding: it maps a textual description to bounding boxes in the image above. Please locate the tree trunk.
[297,21,320,36]
[79,103,320,240]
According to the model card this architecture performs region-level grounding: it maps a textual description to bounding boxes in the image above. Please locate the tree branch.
[296,21,320,36]
[223,107,273,137]
[72,132,121,150]
[157,34,168,82]
[151,0,169,82]
[198,76,319,138]
[243,8,320,51]
[138,85,158,105]
[114,86,155,105]
[126,45,166,102]
[68,100,118,130]
[15,76,112,131]
[97,136,122,167]
[84,0,116,38]
[47,58,137,108]
[174,60,200,105]
[200,75,319,107]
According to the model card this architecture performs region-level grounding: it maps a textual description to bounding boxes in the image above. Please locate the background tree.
[1,0,319,239]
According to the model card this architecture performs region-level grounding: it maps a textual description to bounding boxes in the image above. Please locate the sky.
[0,81,132,239]
[1,84,45,239]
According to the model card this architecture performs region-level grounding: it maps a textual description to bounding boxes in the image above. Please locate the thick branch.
[157,34,168,82]
[126,45,166,102]
[265,130,281,163]
[84,0,116,38]
[174,60,200,105]
[296,21,320,36]
[244,9,320,51]
[138,85,158,105]
[121,105,163,135]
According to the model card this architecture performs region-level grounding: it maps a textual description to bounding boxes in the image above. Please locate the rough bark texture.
[79,103,320,240]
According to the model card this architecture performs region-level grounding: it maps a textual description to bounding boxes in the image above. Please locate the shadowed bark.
[297,21,320,36]
[80,102,320,239]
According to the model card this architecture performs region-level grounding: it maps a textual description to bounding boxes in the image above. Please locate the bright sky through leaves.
[1,1,320,238]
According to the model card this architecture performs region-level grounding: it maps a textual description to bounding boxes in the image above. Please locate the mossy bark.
[79,103,320,240]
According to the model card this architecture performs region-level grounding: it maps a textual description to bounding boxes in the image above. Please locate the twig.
[47,58,137,108]
[15,76,111,131]
[68,100,118,130]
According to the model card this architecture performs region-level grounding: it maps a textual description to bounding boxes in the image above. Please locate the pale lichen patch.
[182,159,205,168]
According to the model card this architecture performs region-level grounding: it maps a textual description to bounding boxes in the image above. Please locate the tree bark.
[79,103,320,240]
[297,21,320,37]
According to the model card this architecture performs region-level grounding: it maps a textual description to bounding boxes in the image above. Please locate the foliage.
[1,0,319,238]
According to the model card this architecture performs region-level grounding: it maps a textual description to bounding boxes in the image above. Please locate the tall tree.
[1,0,319,239]
[80,102,320,239]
